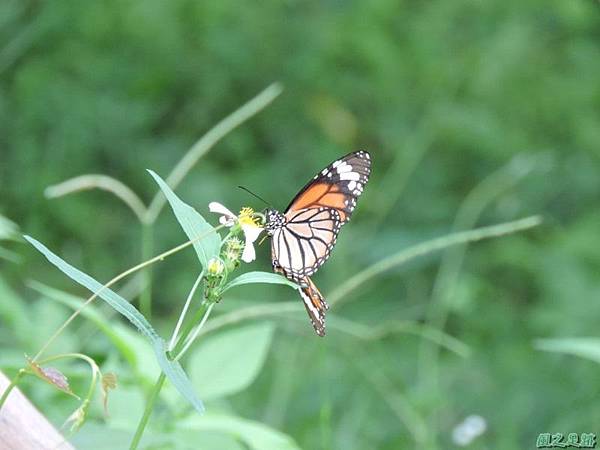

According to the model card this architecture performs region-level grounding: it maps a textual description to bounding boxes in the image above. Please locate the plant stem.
[175,303,215,360]
[0,369,25,410]
[188,216,542,339]
[130,301,212,449]
[328,215,542,308]
[169,271,204,351]
[44,174,148,223]
[129,372,166,450]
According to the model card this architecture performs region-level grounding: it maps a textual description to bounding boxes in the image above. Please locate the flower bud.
[207,257,225,276]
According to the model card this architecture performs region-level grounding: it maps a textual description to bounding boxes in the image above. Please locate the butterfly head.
[264,208,285,235]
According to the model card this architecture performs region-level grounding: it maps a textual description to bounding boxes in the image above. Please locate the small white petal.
[241,223,263,243]
[219,216,234,226]
[240,224,264,263]
[241,242,256,263]
[208,202,236,219]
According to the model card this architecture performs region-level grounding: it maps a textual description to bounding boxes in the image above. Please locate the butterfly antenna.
[238,186,272,208]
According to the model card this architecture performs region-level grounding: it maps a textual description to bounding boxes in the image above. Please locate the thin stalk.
[175,303,215,360]
[44,174,148,224]
[130,301,212,450]
[169,271,204,351]
[0,369,25,410]
[190,216,542,339]
[328,215,542,309]
[129,372,166,450]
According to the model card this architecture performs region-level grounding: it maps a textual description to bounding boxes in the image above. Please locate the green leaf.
[147,170,220,269]
[189,323,275,400]
[178,413,301,450]
[221,271,298,294]
[24,236,158,341]
[25,235,205,414]
[534,337,600,364]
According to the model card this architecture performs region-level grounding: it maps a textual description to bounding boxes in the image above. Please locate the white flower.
[452,415,487,447]
[209,202,264,263]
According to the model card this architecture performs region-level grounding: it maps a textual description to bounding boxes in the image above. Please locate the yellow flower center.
[238,207,261,227]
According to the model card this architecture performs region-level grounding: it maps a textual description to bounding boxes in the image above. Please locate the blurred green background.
[2,0,600,449]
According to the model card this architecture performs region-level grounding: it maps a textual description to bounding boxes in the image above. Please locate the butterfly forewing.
[285,150,371,223]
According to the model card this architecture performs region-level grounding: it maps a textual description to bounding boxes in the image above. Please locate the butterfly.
[264,150,371,336]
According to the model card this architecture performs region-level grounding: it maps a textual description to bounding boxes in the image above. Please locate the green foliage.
[23,235,206,414]
[189,323,275,401]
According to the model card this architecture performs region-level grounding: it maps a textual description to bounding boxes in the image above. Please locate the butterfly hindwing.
[271,207,342,279]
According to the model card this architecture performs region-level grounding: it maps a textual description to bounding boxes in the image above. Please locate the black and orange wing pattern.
[266,150,371,336]
[285,150,371,224]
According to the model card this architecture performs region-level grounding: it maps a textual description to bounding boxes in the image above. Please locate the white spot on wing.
[339,172,360,181]
[336,162,353,173]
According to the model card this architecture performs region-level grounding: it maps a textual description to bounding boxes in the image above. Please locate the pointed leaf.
[148,170,220,269]
[25,235,204,414]
[24,235,158,341]
[221,271,298,294]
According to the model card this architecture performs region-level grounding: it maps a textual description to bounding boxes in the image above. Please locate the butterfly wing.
[284,150,371,224]
[274,150,371,278]
[270,150,371,336]
[271,207,342,280]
